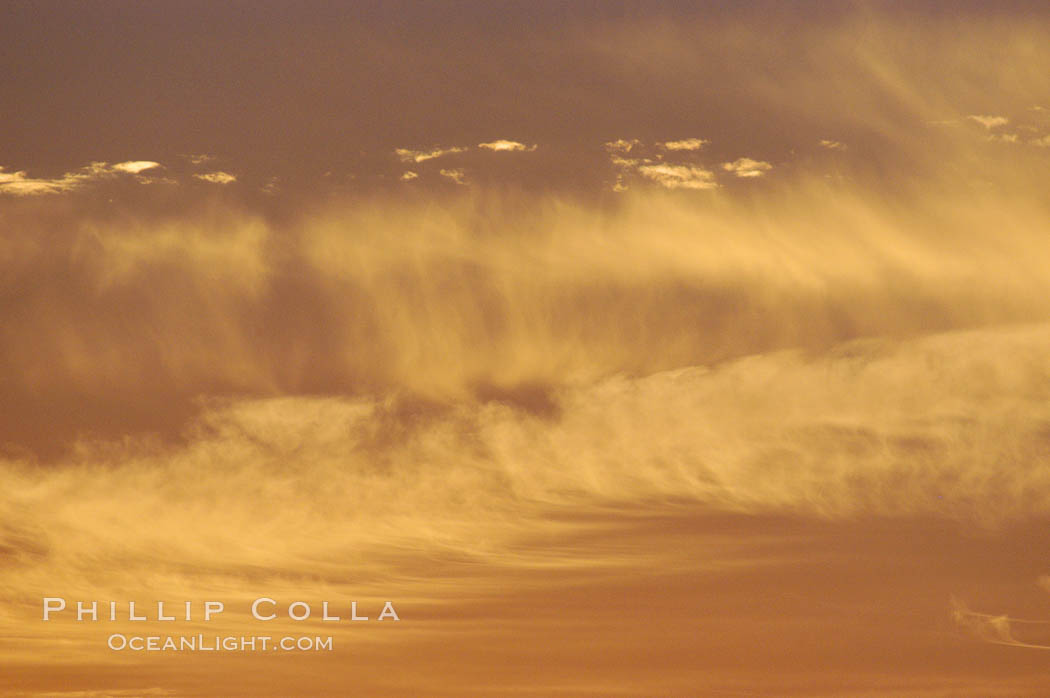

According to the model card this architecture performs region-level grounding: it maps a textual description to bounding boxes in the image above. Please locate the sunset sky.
[4,2,1050,696]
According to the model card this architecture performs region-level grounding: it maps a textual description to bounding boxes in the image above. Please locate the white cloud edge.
[478,140,536,152]
[194,171,237,185]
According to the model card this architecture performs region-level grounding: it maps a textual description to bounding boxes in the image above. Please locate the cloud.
[1030,135,1050,147]
[395,146,468,163]
[603,138,641,154]
[0,167,79,195]
[636,163,718,189]
[820,139,847,150]
[6,322,1050,626]
[659,138,708,151]
[193,171,237,184]
[5,165,1050,682]
[6,175,1050,430]
[110,160,160,174]
[400,170,419,181]
[439,168,466,185]
[721,157,773,178]
[606,139,721,190]
[8,10,1050,693]
[608,154,643,170]
[952,597,1050,650]
[968,114,1009,130]
[478,140,536,152]
[0,161,162,196]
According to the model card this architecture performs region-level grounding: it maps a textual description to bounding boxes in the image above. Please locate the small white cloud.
[968,115,1009,130]
[819,139,847,151]
[400,171,419,181]
[1030,135,1050,147]
[659,138,708,151]
[439,168,466,185]
[395,146,468,163]
[194,171,236,184]
[636,164,717,190]
[111,161,161,174]
[478,140,536,152]
[603,139,641,154]
[185,153,215,166]
[721,158,773,178]
[986,133,1020,144]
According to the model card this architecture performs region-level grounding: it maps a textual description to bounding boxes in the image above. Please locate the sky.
[3,2,1050,696]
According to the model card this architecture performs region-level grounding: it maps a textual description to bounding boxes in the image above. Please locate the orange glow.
[3,3,1050,696]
